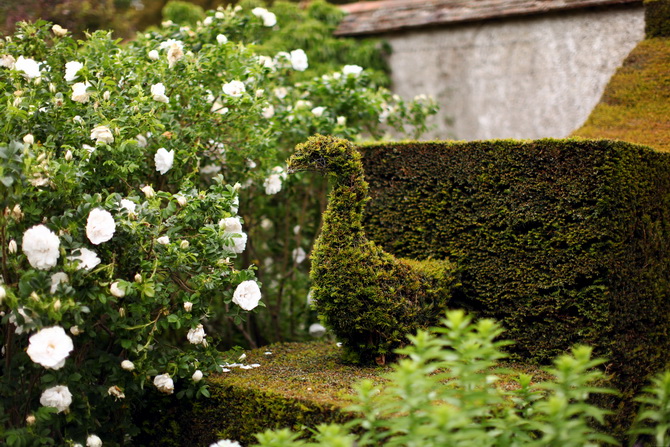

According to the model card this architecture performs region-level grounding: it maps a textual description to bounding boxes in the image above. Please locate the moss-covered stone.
[572,38,670,151]
[645,0,670,38]
[287,135,459,365]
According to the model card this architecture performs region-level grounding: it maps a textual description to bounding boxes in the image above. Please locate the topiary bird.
[287,135,458,364]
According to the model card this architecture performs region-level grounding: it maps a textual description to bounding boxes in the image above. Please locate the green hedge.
[359,139,670,393]
[645,0,670,38]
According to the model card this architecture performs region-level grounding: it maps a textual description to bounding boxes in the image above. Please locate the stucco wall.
[384,5,645,140]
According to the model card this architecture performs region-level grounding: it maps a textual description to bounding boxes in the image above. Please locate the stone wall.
[383,5,645,140]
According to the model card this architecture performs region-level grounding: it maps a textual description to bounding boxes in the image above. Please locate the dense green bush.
[645,0,670,38]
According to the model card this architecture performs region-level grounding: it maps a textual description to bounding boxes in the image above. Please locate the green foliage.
[645,0,670,38]
[163,1,206,27]
[573,37,670,152]
[630,370,670,446]
[359,139,670,400]
[255,310,622,447]
[288,135,458,364]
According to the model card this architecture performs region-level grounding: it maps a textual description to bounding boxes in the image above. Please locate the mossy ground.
[572,38,670,151]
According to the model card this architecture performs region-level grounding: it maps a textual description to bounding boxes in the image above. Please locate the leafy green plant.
[255,310,623,447]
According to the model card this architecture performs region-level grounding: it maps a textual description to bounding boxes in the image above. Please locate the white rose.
[260,218,273,231]
[290,49,308,72]
[179,240,189,249]
[141,185,155,198]
[15,56,41,78]
[86,208,115,245]
[64,150,73,160]
[311,106,326,117]
[292,247,307,264]
[68,247,100,270]
[120,199,136,213]
[64,61,83,82]
[183,301,193,312]
[342,64,363,77]
[224,232,247,254]
[273,87,288,99]
[337,116,347,126]
[8,239,17,254]
[52,24,68,37]
[103,90,110,101]
[222,80,245,97]
[23,133,34,144]
[157,236,170,245]
[154,148,174,174]
[27,326,73,370]
[148,50,159,60]
[9,307,34,334]
[216,34,227,45]
[187,324,206,345]
[22,224,60,270]
[121,360,135,371]
[107,385,125,400]
[50,272,69,294]
[232,280,262,311]
[215,11,224,19]
[262,105,274,119]
[175,195,187,206]
[219,217,243,234]
[263,173,282,195]
[153,374,174,394]
[203,16,213,26]
[86,434,102,447]
[151,83,169,103]
[40,385,72,413]
[1,54,16,69]
[0,285,5,303]
[210,440,241,447]
[309,323,327,338]
[167,42,184,68]
[262,11,277,27]
[70,325,82,336]
[192,370,203,382]
[71,81,91,103]
[110,281,125,298]
[90,125,114,144]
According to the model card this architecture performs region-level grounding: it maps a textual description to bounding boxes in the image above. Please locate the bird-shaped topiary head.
[287,134,362,177]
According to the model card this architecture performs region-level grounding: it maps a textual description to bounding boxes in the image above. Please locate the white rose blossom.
[311,106,326,117]
[210,440,241,447]
[216,34,227,45]
[232,280,262,311]
[151,83,169,103]
[141,185,155,198]
[252,7,276,27]
[64,61,83,82]
[90,125,114,144]
[262,105,274,119]
[167,42,184,68]
[27,326,73,370]
[157,236,170,245]
[71,81,91,103]
[120,199,136,213]
[50,272,69,294]
[187,324,206,345]
[290,49,308,71]
[9,307,34,334]
[68,247,101,270]
[219,217,243,233]
[153,374,174,394]
[183,301,193,312]
[337,116,347,126]
[8,239,17,254]
[273,87,288,99]
[292,247,307,264]
[52,24,68,36]
[23,133,34,144]
[15,56,41,78]
[70,326,82,336]
[40,385,72,413]
[148,50,159,60]
[222,80,245,98]
[22,224,60,270]
[107,385,125,400]
[121,360,135,371]
[86,435,102,447]
[263,173,283,195]
[342,64,364,77]
[86,208,116,245]
[0,286,5,303]
[1,54,16,69]
[192,370,203,382]
[154,148,174,174]
[110,281,125,298]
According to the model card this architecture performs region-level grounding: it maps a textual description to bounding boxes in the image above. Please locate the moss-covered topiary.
[287,135,458,365]
[645,0,670,38]
[572,37,670,151]
[358,138,670,434]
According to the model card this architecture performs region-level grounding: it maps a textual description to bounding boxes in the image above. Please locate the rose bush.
[0,2,436,444]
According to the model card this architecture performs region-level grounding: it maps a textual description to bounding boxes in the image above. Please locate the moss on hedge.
[359,138,670,432]
[572,37,670,151]
[645,0,670,38]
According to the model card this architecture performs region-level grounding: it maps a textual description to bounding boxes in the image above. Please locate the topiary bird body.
[288,135,457,364]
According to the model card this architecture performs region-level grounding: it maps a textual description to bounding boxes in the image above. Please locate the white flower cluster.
[251,7,277,27]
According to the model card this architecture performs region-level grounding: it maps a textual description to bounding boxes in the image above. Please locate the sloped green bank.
[359,139,670,429]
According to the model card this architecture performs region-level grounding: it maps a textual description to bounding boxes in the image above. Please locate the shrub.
[254,310,626,447]
[0,5,435,445]
[645,0,670,38]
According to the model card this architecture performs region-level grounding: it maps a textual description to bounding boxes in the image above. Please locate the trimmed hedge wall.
[645,0,670,38]
[359,139,670,393]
